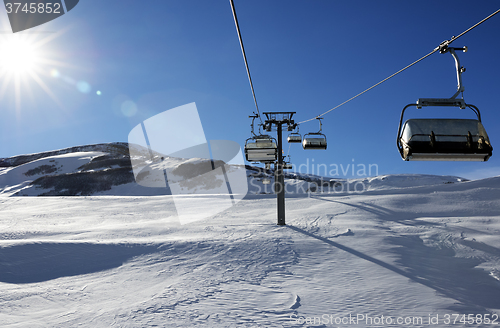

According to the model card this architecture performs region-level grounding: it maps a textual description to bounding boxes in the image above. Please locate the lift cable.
[229,0,263,124]
[298,8,500,125]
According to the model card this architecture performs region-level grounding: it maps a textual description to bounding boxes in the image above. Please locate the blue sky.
[0,0,499,180]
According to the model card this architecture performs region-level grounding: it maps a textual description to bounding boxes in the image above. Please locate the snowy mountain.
[0,142,467,197]
[1,143,499,327]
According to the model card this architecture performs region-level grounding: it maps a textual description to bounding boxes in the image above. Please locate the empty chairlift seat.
[302,117,327,150]
[302,134,327,150]
[399,118,492,161]
[396,45,494,162]
[287,133,301,143]
[244,137,278,162]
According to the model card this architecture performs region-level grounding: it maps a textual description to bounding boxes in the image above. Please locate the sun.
[0,36,40,75]
[0,31,67,111]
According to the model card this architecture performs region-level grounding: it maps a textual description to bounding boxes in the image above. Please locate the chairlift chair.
[397,45,493,162]
[398,104,492,161]
[244,114,278,163]
[303,117,327,150]
[287,126,302,143]
[287,134,302,143]
[244,135,278,163]
[283,156,293,170]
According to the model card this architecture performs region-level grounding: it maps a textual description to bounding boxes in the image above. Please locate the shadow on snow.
[287,225,500,313]
[0,243,159,284]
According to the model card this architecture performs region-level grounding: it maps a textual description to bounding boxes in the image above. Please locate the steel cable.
[297,8,500,124]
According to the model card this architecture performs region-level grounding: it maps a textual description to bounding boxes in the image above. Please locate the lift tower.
[263,112,296,225]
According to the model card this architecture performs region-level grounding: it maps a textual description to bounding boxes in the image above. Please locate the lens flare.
[121,100,138,117]
[50,69,60,78]
[76,81,91,93]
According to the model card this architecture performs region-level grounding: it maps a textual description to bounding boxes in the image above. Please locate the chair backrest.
[244,137,277,162]
[287,134,301,143]
[245,138,277,149]
[302,134,327,150]
[399,118,492,161]
[401,119,490,143]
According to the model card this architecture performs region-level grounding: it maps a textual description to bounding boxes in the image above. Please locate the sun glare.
[0,31,68,112]
[0,36,40,75]
[0,27,91,114]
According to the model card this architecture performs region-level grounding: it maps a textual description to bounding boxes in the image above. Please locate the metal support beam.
[276,123,285,225]
[262,111,295,226]
[448,47,466,99]
[439,45,467,99]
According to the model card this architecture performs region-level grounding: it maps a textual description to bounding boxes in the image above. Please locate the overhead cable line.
[229,0,263,124]
[298,8,500,124]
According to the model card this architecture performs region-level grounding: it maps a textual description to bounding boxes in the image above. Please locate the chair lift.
[283,156,293,170]
[263,164,272,184]
[303,117,327,150]
[244,115,278,163]
[397,46,492,161]
[287,126,302,143]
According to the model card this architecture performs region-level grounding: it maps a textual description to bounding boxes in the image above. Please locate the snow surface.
[1,147,500,327]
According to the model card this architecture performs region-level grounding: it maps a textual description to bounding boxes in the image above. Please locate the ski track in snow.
[1,177,500,327]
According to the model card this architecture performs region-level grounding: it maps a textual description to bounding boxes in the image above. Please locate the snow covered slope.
[0,143,137,196]
[1,144,499,327]
[0,142,467,197]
